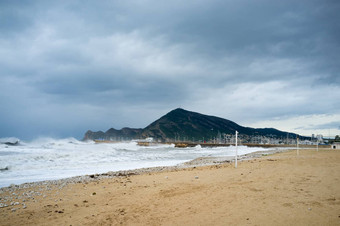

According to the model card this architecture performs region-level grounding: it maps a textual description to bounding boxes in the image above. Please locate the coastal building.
[145,137,154,142]
[331,142,340,149]
[317,134,324,142]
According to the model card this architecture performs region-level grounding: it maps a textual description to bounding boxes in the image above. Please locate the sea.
[0,137,276,188]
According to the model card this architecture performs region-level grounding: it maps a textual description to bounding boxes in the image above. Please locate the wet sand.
[1,148,339,225]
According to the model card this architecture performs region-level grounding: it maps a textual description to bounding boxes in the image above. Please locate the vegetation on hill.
[83,108,301,141]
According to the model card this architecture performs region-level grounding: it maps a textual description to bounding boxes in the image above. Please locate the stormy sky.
[0,0,339,140]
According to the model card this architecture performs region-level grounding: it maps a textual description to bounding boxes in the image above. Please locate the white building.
[145,137,154,142]
[316,134,323,142]
[331,142,340,149]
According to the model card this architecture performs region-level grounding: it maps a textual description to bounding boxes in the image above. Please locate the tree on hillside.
[335,135,340,142]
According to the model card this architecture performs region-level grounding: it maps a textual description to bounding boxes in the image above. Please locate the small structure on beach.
[331,142,340,149]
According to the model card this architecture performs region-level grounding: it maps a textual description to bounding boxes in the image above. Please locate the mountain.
[84,127,143,141]
[83,108,301,141]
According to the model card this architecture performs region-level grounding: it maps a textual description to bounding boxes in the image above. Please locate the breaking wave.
[0,137,270,188]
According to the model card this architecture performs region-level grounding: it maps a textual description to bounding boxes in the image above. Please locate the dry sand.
[1,148,339,225]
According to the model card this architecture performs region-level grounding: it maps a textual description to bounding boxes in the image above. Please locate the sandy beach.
[1,148,339,225]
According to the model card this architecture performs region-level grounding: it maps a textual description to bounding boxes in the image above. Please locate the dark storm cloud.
[34,71,186,106]
[0,0,339,139]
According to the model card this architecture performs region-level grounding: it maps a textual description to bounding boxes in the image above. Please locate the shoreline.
[0,146,292,192]
[0,147,296,212]
[0,147,338,225]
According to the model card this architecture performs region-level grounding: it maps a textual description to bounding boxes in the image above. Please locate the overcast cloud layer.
[1,0,339,140]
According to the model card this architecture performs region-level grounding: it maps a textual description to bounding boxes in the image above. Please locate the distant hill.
[83,108,302,141]
[84,127,142,141]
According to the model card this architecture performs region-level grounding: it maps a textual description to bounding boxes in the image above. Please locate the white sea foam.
[0,137,20,144]
[0,137,273,188]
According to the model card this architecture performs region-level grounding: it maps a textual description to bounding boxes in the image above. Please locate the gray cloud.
[0,0,339,139]
[295,121,340,130]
